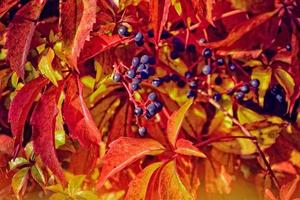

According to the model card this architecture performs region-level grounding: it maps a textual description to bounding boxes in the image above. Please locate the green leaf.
[12,167,30,195]
[75,191,98,200]
[31,165,46,186]
[9,157,29,170]
[46,184,64,193]
[38,48,62,86]
[66,173,86,195]
[167,98,193,147]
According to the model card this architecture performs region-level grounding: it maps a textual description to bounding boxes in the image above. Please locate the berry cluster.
[113,54,163,137]
[234,79,260,101]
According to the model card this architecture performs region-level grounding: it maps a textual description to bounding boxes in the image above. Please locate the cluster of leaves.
[1,0,300,199]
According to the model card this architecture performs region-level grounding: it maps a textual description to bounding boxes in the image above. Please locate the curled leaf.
[8,77,48,155]
[30,85,66,185]
[175,139,206,158]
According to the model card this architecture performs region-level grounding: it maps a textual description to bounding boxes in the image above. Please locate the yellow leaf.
[81,75,95,90]
[251,66,272,107]
[237,105,265,125]
[12,167,30,195]
[274,68,295,98]
[38,48,62,86]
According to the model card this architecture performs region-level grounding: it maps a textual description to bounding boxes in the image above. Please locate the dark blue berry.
[177,80,186,88]
[113,73,122,82]
[138,127,147,136]
[170,50,180,59]
[202,65,211,75]
[271,85,283,96]
[127,69,136,79]
[163,75,171,82]
[132,57,140,67]
[187,90,197,98]
[240,85,250,93]
[215,76,222,85]
[202,48,212,58]
[217,58,224,66]
[118,26,129,36]
[140,55,149,64]
[229,63,236,71]
[133,78,142,84]
[276,94,283,102]
[147,29,154,38]
[250,79,260,88]
[235,91,244,100]
[134,107,143,116]
[152,78,163,87]
[147,103,157,115]
[134,32,144,42]
[185,71,193,79]
[148,92,157,101]
[145,111,154,119]
[213,93,222,101]
[130,83,139,91]
[140,70,149,79]
[170,74,180,81]
[160,30,171,39]
[172,37,185,52]
[154,101,163,111]
[189,81,197,89]
[148,56,156,65]
[137,64,146,72]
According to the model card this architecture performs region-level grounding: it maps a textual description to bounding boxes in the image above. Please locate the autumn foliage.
[1,0,300,199]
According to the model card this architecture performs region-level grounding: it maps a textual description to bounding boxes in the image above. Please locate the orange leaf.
[175,139,206,158]
[30,84,66,186]
[8,77,48,156]
[125,162,163,200]
[60,0,97,68]
[280,176,300,200]
[167,99,193,147]
[96,137,165,189]
[5,1,46,78]
[150,0,171,44]
[158,160,193,200]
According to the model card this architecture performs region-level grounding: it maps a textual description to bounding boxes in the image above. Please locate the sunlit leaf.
[175,139,206,158]
[12,167,30,195]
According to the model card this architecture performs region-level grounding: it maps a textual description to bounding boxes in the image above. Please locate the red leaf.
[63,75,102,148]
[96,137,165,189]
[167,99,193,147]
[60,0,97,68]
[8,77,48,155]
[79,34,132,63]
[0,135,14,156]
[280,176,300,200]
[30,84,66,185]
[150,0,171,44]
[0,0,18,17]
[175,139,206,158]
[4,1,46,79]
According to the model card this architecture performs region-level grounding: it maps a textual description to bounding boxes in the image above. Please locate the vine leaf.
[279,176,300,200]
[4,1,46,79]
[12,167,30,196]
[60,0,97,68]
[149,0,171,44]
[8,77,49,156]
[79,34,132,63]
[30,84,66,185]
[63,75,102,148]
[125,162,163,200]
[158,160,193,200]
[96,137,165,189]
[175,139,206,158]
[0,0,18,17]
[167,99,193,147]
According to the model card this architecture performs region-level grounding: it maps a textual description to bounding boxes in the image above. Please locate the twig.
[197,89,280,189]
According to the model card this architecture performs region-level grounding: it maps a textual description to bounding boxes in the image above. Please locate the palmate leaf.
[96,137,165,189]
[30,84,66,185]
[5,0,46,79]
[175,139,206,158]
[60,0,97,68]
[8,76,49,155]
